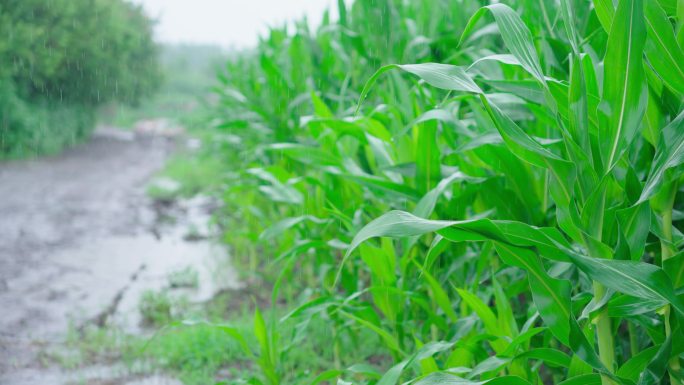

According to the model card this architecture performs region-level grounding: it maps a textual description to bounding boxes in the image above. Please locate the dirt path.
[0,128,237,384]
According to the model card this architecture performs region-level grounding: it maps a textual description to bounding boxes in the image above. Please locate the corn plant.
[208,0,684,384]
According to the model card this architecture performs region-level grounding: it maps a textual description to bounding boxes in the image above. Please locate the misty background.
[132,0,341,48]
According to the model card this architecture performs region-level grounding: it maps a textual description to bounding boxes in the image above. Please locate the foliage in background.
[98,44,226,129]
[0,0,160,157]
[200,0,684,384]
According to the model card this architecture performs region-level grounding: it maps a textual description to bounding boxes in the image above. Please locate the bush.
[0,79,95,157]
[0,0,160,157]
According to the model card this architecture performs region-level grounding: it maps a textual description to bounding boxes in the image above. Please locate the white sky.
[131,0,340,49]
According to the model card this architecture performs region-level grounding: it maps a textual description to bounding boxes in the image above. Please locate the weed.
[168,267,200,290]
[138,290,174,327]
[147,153,225,200]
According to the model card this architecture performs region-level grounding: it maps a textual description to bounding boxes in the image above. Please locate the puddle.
[3,365,183,385]
[42,229,240,334]
[0,169,237,339]
[0,128,239,384]
[108,232,241,332]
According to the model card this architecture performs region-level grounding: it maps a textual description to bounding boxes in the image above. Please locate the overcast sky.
[131,0,340,49]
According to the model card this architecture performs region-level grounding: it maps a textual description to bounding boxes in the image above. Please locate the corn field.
[208,0,684,383]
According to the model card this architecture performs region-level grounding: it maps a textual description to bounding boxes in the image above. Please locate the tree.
[0,0,161,156]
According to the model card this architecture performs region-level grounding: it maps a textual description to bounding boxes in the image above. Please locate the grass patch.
[138,322,253,385]
[50,295,386,385]
[147,152,225,200]
[138,290,175,327]
[168,267,200,289]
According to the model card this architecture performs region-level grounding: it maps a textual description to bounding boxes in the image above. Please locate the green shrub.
[0,0,160,157]
[0,80,95,157]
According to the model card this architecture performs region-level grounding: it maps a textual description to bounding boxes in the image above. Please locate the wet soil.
[0,127,237,384]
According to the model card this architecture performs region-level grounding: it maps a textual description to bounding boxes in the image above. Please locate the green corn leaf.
[253,307,278,385]
[567,252,684,315]
[567,54,591,155]
[305,117,391,143]
[480,96,575,207]
[636,335,672,385]
[375,341,456,385]
[608,295,666,317]
[642,88,663,147]
[468,53,521,70]
[416,341,455,375]
[412,372,532,385]
[247,168,304,204]
[639,110,684,202]
[259,215,328,241]
[343,211,496,259]
[644,1,684,96]
[264,143,342,166]
[423,235,449,272]
[467,355,511,378]
[460,3,546,86]
[597,0,648,172]
[493,243,605,370]
[456,287,509,353]
[493,279,518,338]
[413,260,459,323]
[376,361,408,385]
[483,79,545,103]
[500,327,546,356]
[414,171,485,219]
[415,119,441,194]
[494,221,573,261]
[593,0,616,32]
[335,173,421,200]
[514,348,572,368]
[617,345,661,382]
[558,374,603,385]
[360,243,396,285]
[560,0,581,53]
[494,243,572,344]
[454,288,499,332]
[308,370,344,385]
[356,63,482,113]
[311,91,334,118]
[663,250,684,287]
[615,202,651,260]
[479,96,567,169]
[343,210,573,267]
[400,109,469,140]
[338,310,404,355]
[336,0,346,26]
[395,63,483,93]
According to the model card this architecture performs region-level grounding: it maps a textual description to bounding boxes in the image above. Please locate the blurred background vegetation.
[98,44,226,130]
[0,0,160,158]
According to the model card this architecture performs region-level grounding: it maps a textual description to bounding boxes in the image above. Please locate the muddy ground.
[0,128,238,385]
